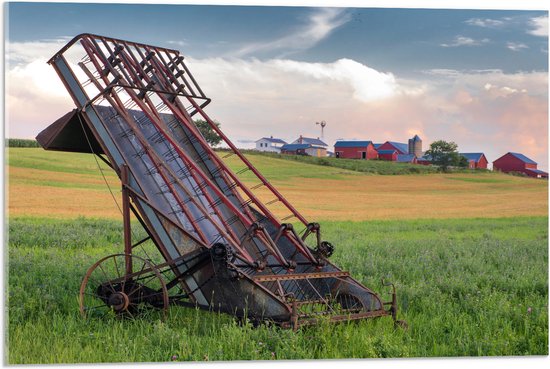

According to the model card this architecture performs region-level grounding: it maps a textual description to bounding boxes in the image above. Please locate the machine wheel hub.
[108,291,130,312]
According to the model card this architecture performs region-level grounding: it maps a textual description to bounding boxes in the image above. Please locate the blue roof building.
[255,136,287,153]
[493,152,546,178]
[281,143,310,151]
[460,153,485,162]
[509,152,537,165]
[396,154,417,163]
[291,136,328,147]
[378,141,408,154]
[334,140,373,148]
[377,149,397,155]
[258,137,287,144]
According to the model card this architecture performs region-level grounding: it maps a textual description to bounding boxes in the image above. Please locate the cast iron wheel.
[79,254,169,320]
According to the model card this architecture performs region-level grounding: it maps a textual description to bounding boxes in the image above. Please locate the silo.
[408,135,422,157]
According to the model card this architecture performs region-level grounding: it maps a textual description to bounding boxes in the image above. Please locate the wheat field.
[6,148,548,221]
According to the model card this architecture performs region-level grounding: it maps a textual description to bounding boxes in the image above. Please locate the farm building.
[377,141,409,155]
[417,155,432,165]
[255,136,287,153]
[377,149,398,161]
[396,154,418,164]
[460,153,488,169]
[408,135,423,157]
[493,152,548,178]
[280,143,310,155]
[334,140,378,159]
[290,136,328,157]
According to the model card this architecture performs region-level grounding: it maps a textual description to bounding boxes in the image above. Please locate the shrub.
[6,139,40,148]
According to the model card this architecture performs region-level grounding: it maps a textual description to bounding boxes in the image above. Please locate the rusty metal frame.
[40,33,400,329]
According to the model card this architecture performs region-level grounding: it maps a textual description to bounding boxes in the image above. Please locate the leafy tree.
[193,119,222,147]
[457,155,469,168]
[425,140,464,172]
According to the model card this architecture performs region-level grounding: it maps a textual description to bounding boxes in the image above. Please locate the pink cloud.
[5,41,548,170]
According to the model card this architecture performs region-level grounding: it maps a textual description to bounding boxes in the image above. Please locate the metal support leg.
[121,164,132,276]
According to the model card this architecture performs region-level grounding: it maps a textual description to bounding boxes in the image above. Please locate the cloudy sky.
[5,1,549,169]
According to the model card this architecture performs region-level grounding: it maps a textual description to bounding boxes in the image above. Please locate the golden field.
[6,148,548,221]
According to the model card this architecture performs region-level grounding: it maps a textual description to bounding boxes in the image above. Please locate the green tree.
[457,155,469,168]
[194,119,222,147]
[425,140,464,172]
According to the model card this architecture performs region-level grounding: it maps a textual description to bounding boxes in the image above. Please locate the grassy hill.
[6,147,548,220]
[236,150,439,175]
[5,147,548,363]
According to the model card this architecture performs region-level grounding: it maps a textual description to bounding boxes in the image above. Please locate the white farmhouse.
[255,136,287,153]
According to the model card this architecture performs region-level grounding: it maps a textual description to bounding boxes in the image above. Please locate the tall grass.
[7,216,548,363]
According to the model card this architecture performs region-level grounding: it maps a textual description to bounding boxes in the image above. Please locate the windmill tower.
[316,120,327,140]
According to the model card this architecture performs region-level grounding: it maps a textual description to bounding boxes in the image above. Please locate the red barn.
[493,152,548,178]
[334,141,378,159]
[417,155,432,166]
[377,141,409,155]
[460,153,488,169]
[377,149,398,161]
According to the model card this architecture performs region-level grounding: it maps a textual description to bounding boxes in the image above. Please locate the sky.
[4,1,549,169]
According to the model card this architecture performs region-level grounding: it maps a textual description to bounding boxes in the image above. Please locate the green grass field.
[7,216,548,363]
[5,147,549,363]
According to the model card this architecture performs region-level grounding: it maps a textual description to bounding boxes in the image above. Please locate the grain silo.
[408,134,422,157]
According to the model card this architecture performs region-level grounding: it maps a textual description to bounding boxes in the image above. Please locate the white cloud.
[7,39,69,65]
[440,36,490,47]
[166,40,187,47]
[483,83,522,97]
[188,57,407,104]
[6,59,74,138]
[465,18,504,28]
[5,38,548,170]
[424,69,546,96]
[506,42,529,52]
[232,8,351,57]
[271,58,401,102]
[528,15,548,37]
[422,69,461,77]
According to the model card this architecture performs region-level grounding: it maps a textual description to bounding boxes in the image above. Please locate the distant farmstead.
[334,141,377,159]
[334,135,424,164]
[460,153,488,169]
[255,136,287,153]
[493,152,548,178]
[288,136,328,157]
[377,141,409,155]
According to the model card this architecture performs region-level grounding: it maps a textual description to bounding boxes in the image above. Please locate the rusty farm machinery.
[37,34,401,329]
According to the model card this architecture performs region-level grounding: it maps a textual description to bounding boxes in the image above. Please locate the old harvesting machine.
[37,34,400,329]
